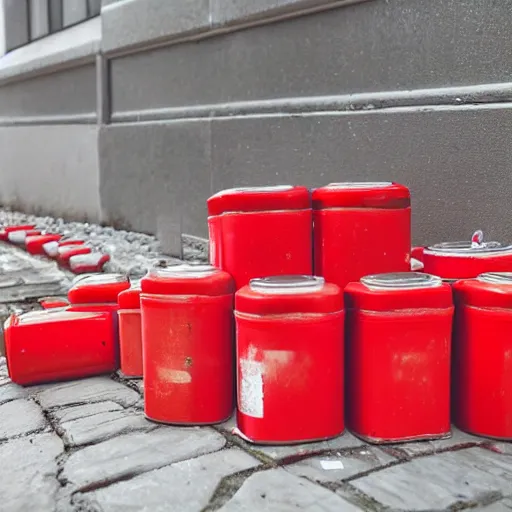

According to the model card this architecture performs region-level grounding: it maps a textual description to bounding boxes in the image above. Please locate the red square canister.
[25,234,62,255]
[4,309,117,386]
[312,182,411,290]
[207,186,312,289]
[345,272,453,443]
[118,285,142,378]
[235,275,344,444]
[0,225,36,241]
[422,231,512,281]
[452,272,512,439]
[141,264,235,424]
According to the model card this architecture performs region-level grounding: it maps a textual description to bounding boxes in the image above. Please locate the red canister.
[423,231,512,281]
[345,272,453,443]
[452,272,512,439]
[25,234,62,255]
[235,275,344,444]
[7,229,41,244]
[118,285,142,378]
[0,225,36,241]
[43,239,85,258]
[141,264,235,424]
[69,252,110,274]
[57,244,91,267]
[4,309,117,386]
[207,186,312,289]
[313,182,411,290]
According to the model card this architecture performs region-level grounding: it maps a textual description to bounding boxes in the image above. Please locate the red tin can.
[42,239,85,258]
[313,182,411,290]
[207,186,312,289]
[235,275,344,444]
[39,296,69,309]
[69,252,110,274]
[452,272,512,439]
[423,231,512,281]
[0,225,36,241]
[25,234,62,255]
[57,245,91,267]
[4,308,117,386]
[345,272,453,443]
[7,229,41,244]
[118,285,142,378]
[141,264,235,424]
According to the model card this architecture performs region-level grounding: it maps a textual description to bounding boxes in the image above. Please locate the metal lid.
[210,185,293,198]
[426,230,512,256]
[361,272,442,290]
[477,272,512,285]
[326,182,392,189]
[149,263,217,279]
[250,275,325,294]
[72,273,127,288]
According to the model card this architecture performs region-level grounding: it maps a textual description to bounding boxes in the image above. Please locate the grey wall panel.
[99,121,212,238]
[210,105,512,246]
[110,0,512,117]
[63,0,87,27]
[0,64,96,119]
[29,0,49,40]
[3,0,29,51]
[0,125,101,221]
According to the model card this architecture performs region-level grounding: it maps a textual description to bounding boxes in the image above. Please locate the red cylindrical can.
[0,225,36,241]
[4,308,117,386]
[43,239,85,258]
[452,272,512,439]
[57,245,91,267]
[207,186,312,289]
[69,252,110,274]
[118,285,142,378]
[235,275,344,444]
[345,272,453,443]
[423,231,512,281]
[312,182,411,290]
[7,229,41,244]
[39,296,69,309]
[26,234,62,255]
[141,264,235,424]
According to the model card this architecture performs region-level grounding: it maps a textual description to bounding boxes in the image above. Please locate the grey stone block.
[351,447,512,510]
[474,499,512,512]
[0,399,46,440]
[286,447,396,482]
[88,448,260,511]
[487,443,512,456]
[50,400,124,423]
[0,433,63,512]
[34,377,140,409]
[62,427,226,491]
[0,382,28,405]
[220,468,362,511]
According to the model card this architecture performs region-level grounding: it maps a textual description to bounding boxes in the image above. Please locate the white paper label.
[239,358,264,418]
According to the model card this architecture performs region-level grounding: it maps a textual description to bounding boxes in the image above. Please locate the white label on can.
[240,358,264,418]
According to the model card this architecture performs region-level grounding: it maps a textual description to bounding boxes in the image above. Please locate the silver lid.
[73,273,128,287]
[326,182,392,189]
[250,275,325,294]
[150,263,217,279]
[477,272,512,285]
[361,272,442,290]
[426,230,512,256]
[211,185,293,197]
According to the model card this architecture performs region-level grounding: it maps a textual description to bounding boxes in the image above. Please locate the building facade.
[0,0,510,254]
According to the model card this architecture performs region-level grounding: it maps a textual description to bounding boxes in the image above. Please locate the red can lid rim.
[361,272,442,290]
[249,275,325,295]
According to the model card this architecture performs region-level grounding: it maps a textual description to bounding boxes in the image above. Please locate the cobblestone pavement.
[1,233,512,511]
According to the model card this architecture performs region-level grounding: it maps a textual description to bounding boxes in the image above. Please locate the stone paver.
[0,382,27,405]
[59,408,155,447]
[88,448,260,512]
[474,498,512,511]
[220,468,362,511]
[351,447,512,510]
[0,433,63,512]
[34,377,140,409]
[286,446,396,483]
[62,426,226,491]
[50,400,124,423]
[488,442,512,456]
[0,399,46,440]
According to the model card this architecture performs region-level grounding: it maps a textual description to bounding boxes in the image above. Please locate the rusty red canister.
[207,186,312,289]
[118,285,142,378]
[25,234,62,255]
[0,225,36,241]
[452,272,512,439]
[345,272,453,443]
[141,264,235,424]
[312,182,411,290]
[7,229,41,244]
[4,308,117,386]
[423,231,512,281]
[235,275,344,444]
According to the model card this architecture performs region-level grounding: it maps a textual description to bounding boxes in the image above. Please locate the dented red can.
[345,272,453,443]
[26,234,62,255]
[4,308,117,386]
[207,186,312,289]
[118,285,142,378]
[452,273,512,439]
[0,225,36,241]
[235,275,344,444]
[141,264,235,424]
[313,182,411,290]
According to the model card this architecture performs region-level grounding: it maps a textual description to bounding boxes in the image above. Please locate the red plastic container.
[69,252,110,274]
[25,234,62,255]
[235,275,344,444]
[313,182,411,290]
[7,229,41,244]
[0,225,36,241]
[118,285,142,378]
[423,231,512,281]
[4,309,117,386]
[207,186,312,289]
[345,272,453,443]
[452,272,512,439]
[57,245,91,267]
[43,239,85,258]
[141,264,235,424]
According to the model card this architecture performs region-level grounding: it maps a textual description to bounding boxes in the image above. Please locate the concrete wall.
[1,0,512,251]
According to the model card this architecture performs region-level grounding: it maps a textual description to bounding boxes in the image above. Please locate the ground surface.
[0,218,511,512]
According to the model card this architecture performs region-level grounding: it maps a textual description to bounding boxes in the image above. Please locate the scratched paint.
[157,368,192,384]
[240,352,264,418]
